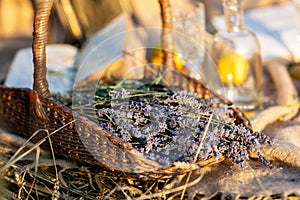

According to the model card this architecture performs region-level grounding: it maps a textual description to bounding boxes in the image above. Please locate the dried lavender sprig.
[79,82,272,167]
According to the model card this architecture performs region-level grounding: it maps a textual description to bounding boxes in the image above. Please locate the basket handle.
[31,0,175,98]
[32,0,53,98]
[159,0,176,69]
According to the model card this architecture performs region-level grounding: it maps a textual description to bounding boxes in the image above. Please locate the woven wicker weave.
[0,0,253,179]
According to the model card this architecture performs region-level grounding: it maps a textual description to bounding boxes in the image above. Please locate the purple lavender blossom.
[93,83,272,167]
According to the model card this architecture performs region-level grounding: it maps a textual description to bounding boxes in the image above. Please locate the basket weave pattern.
[0,0,261,179]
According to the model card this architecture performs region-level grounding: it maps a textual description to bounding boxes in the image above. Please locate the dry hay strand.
[1,145,299,199]
[0,111,284,199]
[0,154,208,199]
[0,123,209,200]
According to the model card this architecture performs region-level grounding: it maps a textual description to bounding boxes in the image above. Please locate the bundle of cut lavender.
[73,77,272,169]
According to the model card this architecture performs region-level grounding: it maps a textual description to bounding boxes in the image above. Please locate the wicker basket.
[0,0,256,180]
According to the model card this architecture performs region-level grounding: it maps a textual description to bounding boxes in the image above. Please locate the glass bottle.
[211,0,263,111]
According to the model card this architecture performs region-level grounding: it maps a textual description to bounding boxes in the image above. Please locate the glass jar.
[211,0,263,111]
[171,0,206,80]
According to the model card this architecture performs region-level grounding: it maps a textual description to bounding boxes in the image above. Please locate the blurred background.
[0,0,288,84]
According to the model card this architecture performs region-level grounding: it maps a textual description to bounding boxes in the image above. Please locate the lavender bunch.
[92,82,272,167]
